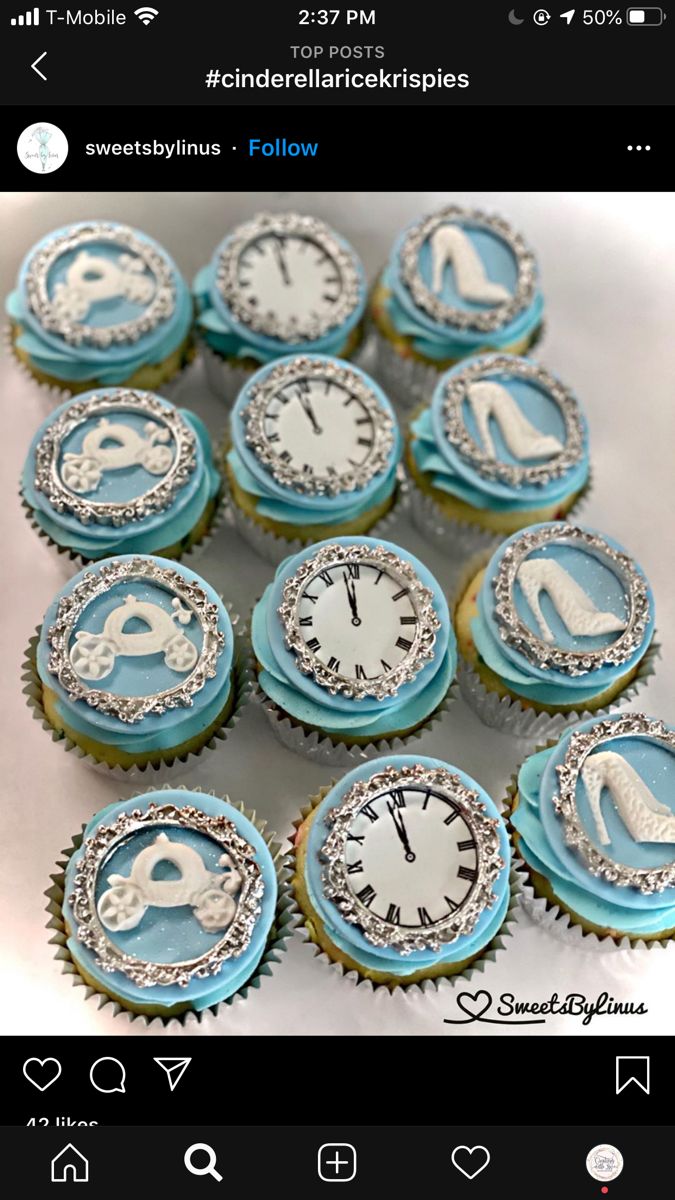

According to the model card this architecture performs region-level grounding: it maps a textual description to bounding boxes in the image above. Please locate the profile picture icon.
[17,122,69,174]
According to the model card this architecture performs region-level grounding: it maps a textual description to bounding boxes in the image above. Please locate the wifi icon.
[134,6,158,23]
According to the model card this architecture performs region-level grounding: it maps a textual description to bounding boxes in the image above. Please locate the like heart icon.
[23,1057,62,1092]
[451,1145,491,1181]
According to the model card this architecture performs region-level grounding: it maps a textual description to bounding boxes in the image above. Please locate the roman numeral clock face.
[279,545,441,701]
[321,766,504,953]
[218,214,363,343]
[344,784,479,929]
[237,232,341,326]
[242,358,395,496]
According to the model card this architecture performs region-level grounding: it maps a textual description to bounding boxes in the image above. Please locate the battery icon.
[626,7,665,22]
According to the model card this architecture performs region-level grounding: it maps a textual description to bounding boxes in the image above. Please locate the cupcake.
[370,205,544,407]
[193,212,367,403]
[407,354,590,552]
[509,712,675,943]
[21,388,221,563]
[29,554,245,771]
[226,354,401,561]
[455,522,656,733]
[56,789,282,1018]
[6,221,194,394]
[293,755,512,987]
[252,536,456,758]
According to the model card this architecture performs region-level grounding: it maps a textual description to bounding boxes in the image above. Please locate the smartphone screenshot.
[1,4,672,1195]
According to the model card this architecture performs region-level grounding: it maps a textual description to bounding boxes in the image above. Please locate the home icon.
[51,1143,89,1183]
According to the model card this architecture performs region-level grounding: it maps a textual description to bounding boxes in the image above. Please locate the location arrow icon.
[153,1057,192,1092]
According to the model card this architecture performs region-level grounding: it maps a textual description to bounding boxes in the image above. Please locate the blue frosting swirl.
[381,218,544,360]
[22,390,221,558]
[229,355,401,528]
[512,715,675,935]
[304,754,511,975]
[410,355,590,513]
[37,554,234,755]
[7,222,192,384]
[252,536,456,739]
[470,522,655,707]
[193,223,366,363]
[62,790,278,1012]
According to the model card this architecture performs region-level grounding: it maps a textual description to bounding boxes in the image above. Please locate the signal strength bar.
[11,7,40,23]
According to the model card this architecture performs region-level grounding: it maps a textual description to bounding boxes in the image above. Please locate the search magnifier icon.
[184,1143,223,1182]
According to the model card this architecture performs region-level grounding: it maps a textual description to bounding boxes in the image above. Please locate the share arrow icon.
[153,1057,192,1092]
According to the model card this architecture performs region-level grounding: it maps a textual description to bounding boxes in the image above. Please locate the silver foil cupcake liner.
[369,328,445,411]
[408,484,501,561]
[291,788,522,992]
[199,338,258,407]
[503,769,675,952]
[254,676,457,767]
[407,464,593,563]
[457,640,660,742]
[226,471,407,567]
[45,789,298,1027]
[4,322,196,408]
[21,604,254,781]
[368,321,547,414]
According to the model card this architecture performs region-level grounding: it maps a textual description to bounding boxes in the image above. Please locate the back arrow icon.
[31,51,47,81]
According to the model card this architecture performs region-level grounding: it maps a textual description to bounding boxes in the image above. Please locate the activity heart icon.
[455,989,493,1021]
[451,1145,491,1181]
[23,1057,62,1092]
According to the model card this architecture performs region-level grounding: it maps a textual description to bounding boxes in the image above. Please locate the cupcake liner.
[199,338,258,407]
[408,484,501,561]
[457,640,660,742]
[3,322,68,406]
[254,675,457,767]
[21,603,254,781]
[19,478,227,577]
[369,328,445,412]
[45,788,299,1027]
[369,321,548,415]
[4,322,196,408]
[291,787,522,992]
[226,470,408,567]
[407,467,593,563]
[502,768,675,952]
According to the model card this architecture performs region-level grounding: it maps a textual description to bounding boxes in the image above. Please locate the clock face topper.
[553,714,675,895]
[216,212,363,342]
[399,206,537,334]
[441,356,585,488]
[33,390,197,525]
[25,222,177,347]
[492,524,651,677]
[321,763,504,954]
[278,544,441,701]
[69,802,264,988]
[242,356,395,496]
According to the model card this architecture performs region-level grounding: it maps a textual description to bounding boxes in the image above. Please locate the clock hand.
[386,800,416,863]
[272,236,291,286]
[342,571,361,627]
[296,386,323,435]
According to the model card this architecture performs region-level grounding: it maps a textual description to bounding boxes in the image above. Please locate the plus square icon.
[318,1143,357,1182]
